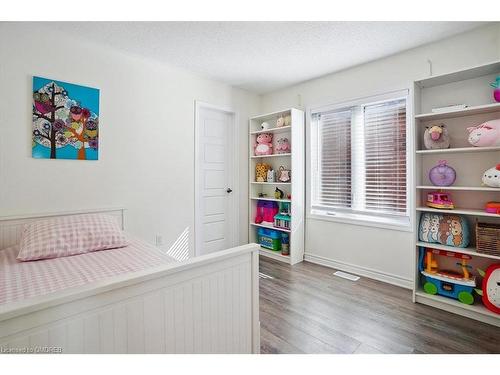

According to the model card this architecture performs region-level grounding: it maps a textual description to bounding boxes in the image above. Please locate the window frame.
[307,89,414,232]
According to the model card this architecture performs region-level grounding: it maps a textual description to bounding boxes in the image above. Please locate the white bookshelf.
[248,108,305,265]
[413,60,500,327]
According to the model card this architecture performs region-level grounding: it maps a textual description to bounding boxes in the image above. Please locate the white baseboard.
[304,253,413,289]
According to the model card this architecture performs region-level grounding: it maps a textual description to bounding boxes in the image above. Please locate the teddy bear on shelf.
[276,137,291,154]
[254,133,273,156]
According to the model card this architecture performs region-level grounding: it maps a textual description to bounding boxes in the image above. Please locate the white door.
[195,104,236,256]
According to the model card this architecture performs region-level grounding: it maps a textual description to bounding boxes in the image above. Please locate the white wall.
[0,23,260,256]
[260,24,500,287]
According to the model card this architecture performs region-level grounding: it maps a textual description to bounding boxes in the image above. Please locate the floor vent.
[333,270,360,281]
[259,272,274,279]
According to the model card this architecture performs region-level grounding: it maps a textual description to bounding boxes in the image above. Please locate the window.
[310,90,410,228]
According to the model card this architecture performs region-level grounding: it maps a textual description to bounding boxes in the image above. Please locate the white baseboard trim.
[304,253,413,289]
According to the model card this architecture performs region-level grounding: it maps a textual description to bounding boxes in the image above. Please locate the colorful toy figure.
[426,191,455,209]
[476,264,500,314]
[490,75,500,103]
[254,133,273,156]
[419,248,476,305]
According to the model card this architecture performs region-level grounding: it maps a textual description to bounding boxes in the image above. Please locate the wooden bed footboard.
[0,209,260,354]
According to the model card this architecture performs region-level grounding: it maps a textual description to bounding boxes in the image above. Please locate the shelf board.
[250,197,291,203]
[415,102,500,121]
[416,146,500,154]
[415,60,500,88]
[251,153,291,159]
[250,222,291,233]
[416,241,500,261]
[416,206,500,218]
[250,125,292,135]
[259,247,290,263]
[415,290,500,326]
[250,108,293,121]
[251,182,291,185]
[416,185,499,192]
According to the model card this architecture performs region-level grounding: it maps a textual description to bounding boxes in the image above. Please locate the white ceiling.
[44,22,485,94]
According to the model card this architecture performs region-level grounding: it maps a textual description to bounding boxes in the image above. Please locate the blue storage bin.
[257,227,281,251]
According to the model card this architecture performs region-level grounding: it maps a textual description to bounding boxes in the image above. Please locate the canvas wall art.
[32,76,100,160]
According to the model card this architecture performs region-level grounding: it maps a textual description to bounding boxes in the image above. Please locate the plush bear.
[254,133,273,155]
[276,137,291,154]
[424,124,450,150]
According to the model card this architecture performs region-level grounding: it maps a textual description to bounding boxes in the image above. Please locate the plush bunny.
[467,119,500,147]
[254,133,273,155]
[482,164,500,188]
[276,137,291,154]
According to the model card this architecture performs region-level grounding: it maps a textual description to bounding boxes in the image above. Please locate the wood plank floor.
[259,257,500,354]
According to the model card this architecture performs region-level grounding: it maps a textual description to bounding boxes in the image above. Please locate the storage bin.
[476,222,500,257]
[257,227,281,251]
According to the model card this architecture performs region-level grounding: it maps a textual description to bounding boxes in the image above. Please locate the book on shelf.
[431,104,468,113]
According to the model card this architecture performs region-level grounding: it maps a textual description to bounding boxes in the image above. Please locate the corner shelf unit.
[413,60,500,327]
[248,108,305,265]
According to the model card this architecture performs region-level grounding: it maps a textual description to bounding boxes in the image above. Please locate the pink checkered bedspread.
[0,236,175,306]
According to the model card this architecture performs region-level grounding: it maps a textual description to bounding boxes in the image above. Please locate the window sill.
[307,211,413,233]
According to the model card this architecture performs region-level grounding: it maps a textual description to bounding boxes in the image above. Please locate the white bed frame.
[0,208,260,354]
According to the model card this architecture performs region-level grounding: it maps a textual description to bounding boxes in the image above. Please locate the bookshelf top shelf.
[415,102,500,121]
[415,60,500,88]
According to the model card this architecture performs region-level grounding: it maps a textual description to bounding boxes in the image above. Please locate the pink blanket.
[0,237,175,306]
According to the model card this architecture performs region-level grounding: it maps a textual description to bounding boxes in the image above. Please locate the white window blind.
[311,108,352,211]
[310,91,409,228]
[362,99,407,215]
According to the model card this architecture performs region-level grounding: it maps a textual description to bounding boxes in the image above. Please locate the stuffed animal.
[254,133,273,155]
[284,114,291,126]
[255,162,270,182]
[276,137,291,154]
[424,123,450,150]
[476,264,500,314]
[276,115,285,128]
[482,164,500,188]
[419,212,470,248]
[278,166,291,182]
[260,122,270,130]
[467,119,500,147]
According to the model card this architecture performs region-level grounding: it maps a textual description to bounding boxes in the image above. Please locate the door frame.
[194,100,239,257]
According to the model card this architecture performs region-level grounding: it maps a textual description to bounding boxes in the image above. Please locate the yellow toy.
[255,163,270,182]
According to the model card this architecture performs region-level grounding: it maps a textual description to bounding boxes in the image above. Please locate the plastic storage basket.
[476,222,500,257]
[257,227,281,251]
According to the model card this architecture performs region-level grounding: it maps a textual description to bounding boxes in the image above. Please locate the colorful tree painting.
[32,76,100,160]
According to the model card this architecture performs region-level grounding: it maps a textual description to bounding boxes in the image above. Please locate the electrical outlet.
[155,235,163,247]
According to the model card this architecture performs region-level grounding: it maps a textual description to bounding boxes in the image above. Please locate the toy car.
[426,191,454,209]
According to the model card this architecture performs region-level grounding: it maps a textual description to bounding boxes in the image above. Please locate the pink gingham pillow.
[17,214,129,261]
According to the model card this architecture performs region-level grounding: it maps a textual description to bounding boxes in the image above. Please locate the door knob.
[226,188,233,193]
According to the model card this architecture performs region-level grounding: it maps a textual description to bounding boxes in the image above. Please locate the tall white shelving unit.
[413,61,500,327]
[248,108,305,265]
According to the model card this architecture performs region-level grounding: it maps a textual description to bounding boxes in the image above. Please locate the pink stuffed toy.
[254,133,273,155]
[276,137,291,154]
[467,119,500,147]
